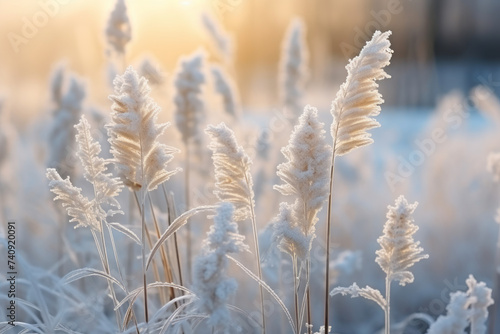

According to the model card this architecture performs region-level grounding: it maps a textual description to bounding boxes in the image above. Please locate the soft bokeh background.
[3,0,500,124]
[2,0,500,333]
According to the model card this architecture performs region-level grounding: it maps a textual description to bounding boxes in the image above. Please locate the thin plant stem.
[139,190,149,329]
[105,224,140,332]
[306,260,312,334]
[293,254,300,334]
[91,229,123,330]
[385,277,391,334]
[127,191,135,285]
[325,119,340,331]
[133,191,166,306]
[184,142,192,282]
[147,192,177,304]
[488,223,500,334]
[162,185,184,290]
[244,172,266,334]
[324,162,335,332]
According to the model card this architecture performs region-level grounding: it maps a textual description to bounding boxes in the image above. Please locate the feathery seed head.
[47,73,86,179]
[427,276,494,334]
[330,30,392,156]
[193,202,248,329]
[211,65,240,118]
[271,202,311,260]
[46,168,100,231]
[466,275,494,334]
[139,57,165,86]
[375,195,428,286]
[279,18,309,117]
[107,66,180,192]
[275,105,332,238]
[174,51,206,145]
[427,291,472,334]
[201,12,233,64]
[75,115,123,210]
[206,122,254,222]
[106,0,131,55]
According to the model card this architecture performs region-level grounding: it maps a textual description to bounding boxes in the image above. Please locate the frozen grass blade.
[146,205,217,270]
[229,255,297,334]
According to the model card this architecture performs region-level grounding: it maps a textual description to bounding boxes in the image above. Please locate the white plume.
[47,72,86,179]
[467,275,494,334]
[139,56,165,86]
[273,105,331,257]
[427,291,472,334]
[174,51,206,145]
[271,202,311,260]
[330,30,392,156]
[106,0,131,55]
[279,18,309,117]
[375,195,428,286]
[107,66,181,192]
[427,275,493,334]
[205,122,254,222]
[201,12,233,64]
[211,65,240,118]
[46,168,100,231]
[75,115,123,211]
[192,202,248,331]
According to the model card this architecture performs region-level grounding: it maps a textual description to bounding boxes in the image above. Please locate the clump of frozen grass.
[279,18,309,118]
[106,0,131,56]
[427,275,493,334]
[211,65,240,118]
[192,202,248,331]
[47,116,131,329]
[174,51,206,147]
[139,57,166,86]
[324,30,392,331]
[201,12,233,64]
[107,66,180,192]
[47,70,86,179]
[331,195,428,334]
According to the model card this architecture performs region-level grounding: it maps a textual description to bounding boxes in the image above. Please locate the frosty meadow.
[0,1,499,333]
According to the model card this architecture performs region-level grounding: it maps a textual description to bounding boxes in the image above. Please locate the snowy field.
[0,1,500,334]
